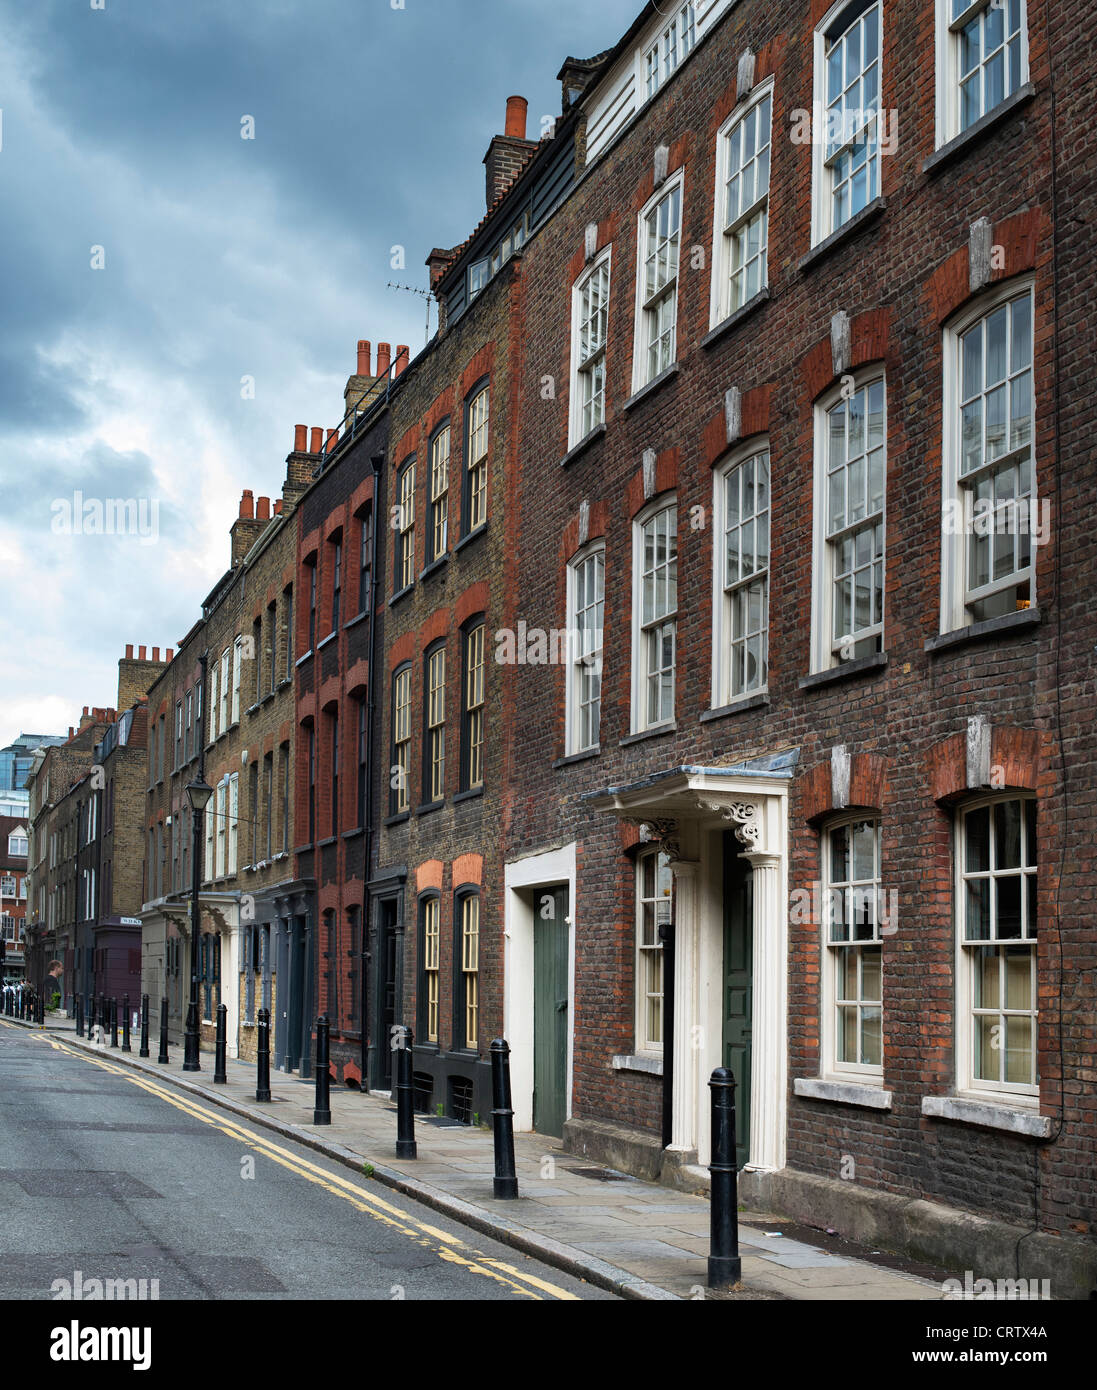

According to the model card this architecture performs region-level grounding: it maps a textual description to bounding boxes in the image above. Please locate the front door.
[722,835,753,1169]
[375,899,399,1089]
[533,887,569,1138]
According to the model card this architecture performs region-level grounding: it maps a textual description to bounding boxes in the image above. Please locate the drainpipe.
[360,449,384,1090]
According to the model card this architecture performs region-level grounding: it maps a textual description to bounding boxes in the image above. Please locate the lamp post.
[183,775,213,1072]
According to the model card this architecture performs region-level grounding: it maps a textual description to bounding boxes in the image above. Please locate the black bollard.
[394,1025,416,1159]
[313,1016,332,1125]
[76,994,84,1038]
[157,998,170,1064]
[139,995,150,1058]
[214,1004,228,1084]
[255,1008,272,1102]
[109,999,118,1047]
[87,995,97,1041]
[707,1067,742,1289]
[490,1039,519,1199]
[121,994,131,1052]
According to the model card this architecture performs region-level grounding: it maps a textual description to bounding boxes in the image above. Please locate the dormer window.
[643,3,696,100]
[469,259,489,300]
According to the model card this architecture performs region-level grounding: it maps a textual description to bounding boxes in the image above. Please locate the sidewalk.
[5,1014,948,1302]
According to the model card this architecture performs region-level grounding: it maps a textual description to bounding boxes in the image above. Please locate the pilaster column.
[667,858,701,1156]
[742,851,784,1172]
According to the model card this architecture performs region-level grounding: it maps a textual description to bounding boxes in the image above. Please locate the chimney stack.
[357,340,372,376]
[294,424,307,453]
[484,94,536,208]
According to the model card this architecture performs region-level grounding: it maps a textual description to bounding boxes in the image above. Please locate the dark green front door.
[722,835,753,1170]
[533,887,569,1138]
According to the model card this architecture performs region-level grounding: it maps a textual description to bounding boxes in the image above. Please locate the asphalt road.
[0,1023,615,1301]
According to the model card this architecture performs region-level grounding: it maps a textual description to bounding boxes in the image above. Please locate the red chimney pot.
[310,427,323,454]
[166,648,174,662]
[257,496,271,521]
[138,646,147,661]
[377,343,392,375]
[125,644,134,660]
[294,424,307,453]
[505,95,528,140]
[357,340,372,376]
[395,346,410,376]
[273,500,283,516]
[240,490,255,520]
[152,647,160,662]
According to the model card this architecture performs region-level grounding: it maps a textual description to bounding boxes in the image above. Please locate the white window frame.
[209,664,219,741]
[219,648,230,735]
[954,794,1038,1105]
[231,636,243,725]
[632,172,684,393]
[710,80,773,328]
[635,848,672,1054]
[821,817,884,1083]
[215,782,227,879]
[811,0,884,248]
[934,0,1029,149]
[810,369,888,672]
[712,443,770,707]
[639,3,697,102]
[940,278,1035,635]
[568,247,612,448]
[227,772,239,876]
[565,543,605,755]
[631,498,678,733]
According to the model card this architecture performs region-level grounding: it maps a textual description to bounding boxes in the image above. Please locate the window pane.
[994,800,1022,869]
[965,806,990,872]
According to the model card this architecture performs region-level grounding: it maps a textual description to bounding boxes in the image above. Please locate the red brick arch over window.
[801,309,892,404]
[452,853,483,888]
[927,724,1044,805]
[415,860,445,894]
[796,752,889,823]
[924,210,1047,326]
[624,448,680,522]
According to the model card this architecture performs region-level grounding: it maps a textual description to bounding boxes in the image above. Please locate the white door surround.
[585,767,790,1176]
[503,843,577,1133]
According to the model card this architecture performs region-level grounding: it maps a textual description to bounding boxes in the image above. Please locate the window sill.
[261,690,277,707]
[794,1077,892,1110]
[700,692,769,722]
[277,677,293,692]
[344,611,370,632]
[923,84,1037,176]
[316,837,337,848]
[388,585,414,609]
[454,524,488,556]
[452,787,484,805]
[921,1094,1050,1139]
[295,651,313,670]
[622,361,680,414]
[701,288,770,350]
[799,651,888,691]
[383,813,410,829]
[553,747,600,769]
[342,827,365,841]
[293,843,314,856]
[416,801,445,818]
[317,632,338,652]
[561,423,607,468]
[798,197,887,273]
[612,1053,663,1077]
[926,606,1040,654]
[419,556,448,583]
[620,722,677,747]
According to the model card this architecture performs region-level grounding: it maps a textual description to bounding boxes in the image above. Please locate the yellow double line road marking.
[27,1030,579,1301]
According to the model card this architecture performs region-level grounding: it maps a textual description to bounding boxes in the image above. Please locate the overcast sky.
[0,0,640,749]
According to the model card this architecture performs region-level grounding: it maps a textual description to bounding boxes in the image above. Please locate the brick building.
[366,93,587,1122]
[0,814,30,980]
[140,454,310,1068]
[291,343,396,1088]
[476,0,1095,1292]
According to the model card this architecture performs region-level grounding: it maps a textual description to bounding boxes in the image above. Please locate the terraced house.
[495,0,1094,1294]
[140,454,310,1070]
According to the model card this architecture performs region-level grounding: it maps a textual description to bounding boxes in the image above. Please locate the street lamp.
[183,775,213,1071]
